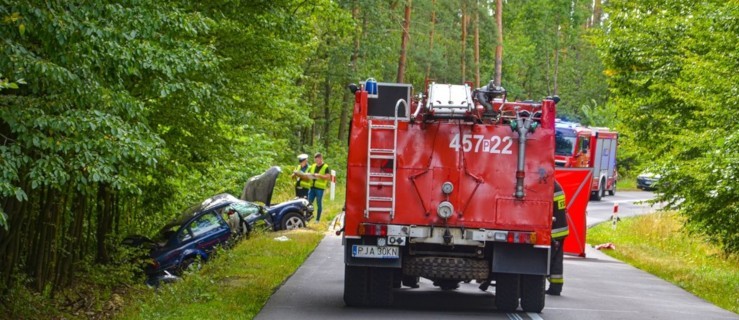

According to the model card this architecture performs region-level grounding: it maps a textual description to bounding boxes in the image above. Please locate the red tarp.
[555,168,592,257]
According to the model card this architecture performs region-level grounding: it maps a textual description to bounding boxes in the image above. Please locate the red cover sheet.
[555,168,592,257]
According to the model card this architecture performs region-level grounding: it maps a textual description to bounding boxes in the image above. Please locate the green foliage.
[598,0,739,253]
[0,0,227,294]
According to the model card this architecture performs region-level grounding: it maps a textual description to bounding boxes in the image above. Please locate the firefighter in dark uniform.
[548,180,569,295]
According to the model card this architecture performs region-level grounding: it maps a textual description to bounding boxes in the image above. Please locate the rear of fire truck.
[555,120,618,200]
[342,80,557,312]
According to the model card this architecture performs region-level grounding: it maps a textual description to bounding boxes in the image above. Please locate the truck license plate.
[352,245,399,259]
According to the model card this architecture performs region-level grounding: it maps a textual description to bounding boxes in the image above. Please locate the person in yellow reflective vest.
[291,154,311,198]
[307,153,331,221]
[548,179,570,295]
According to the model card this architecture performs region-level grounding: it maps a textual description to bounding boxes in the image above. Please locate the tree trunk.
[553,46,560,96]
[95,184,113,264]
[494,0,503,87]
[474,0,480,88]
[591,0,603,28]
[461,0,468,83]
[397,0,412,83]
[322,75,331,150]
[339,0,361,142]
[62,189,86,288]
[0,183,28,291]
[425,0,436,81]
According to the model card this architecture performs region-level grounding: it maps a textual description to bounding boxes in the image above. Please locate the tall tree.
[461,0,468,82]
[425,0,437,81]
[474,0,481,88]
[494,0,503,86]
[397,0,412,83]
[599,0,739,254]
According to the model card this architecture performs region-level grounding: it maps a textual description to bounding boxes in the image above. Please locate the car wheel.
[280,212,306,230]
[176,256,202,276]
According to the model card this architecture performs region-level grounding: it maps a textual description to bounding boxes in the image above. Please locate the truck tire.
[592,180,603,201]
[368,267,394,306]
[344,265,368,307]
[494,273,520,312]
[520,274,545,313]
[600,180,607,198]
[402,275,420,288]
[608,182,616,196]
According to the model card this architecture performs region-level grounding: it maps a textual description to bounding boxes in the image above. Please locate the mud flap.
[492,243,549,275]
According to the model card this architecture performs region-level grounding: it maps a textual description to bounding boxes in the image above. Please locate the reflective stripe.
[295,165,312,189]
[308,164,329,189]
[553,192,565,199]
[548,277,564,284]
[552,227,569,238]
[554,194,566,210]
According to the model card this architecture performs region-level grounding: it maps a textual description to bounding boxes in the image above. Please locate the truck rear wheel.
[520,274,545,313]
[368,267,394,306]
[592,179,604,201]
[608,182,616,196]
[600,180,607,198]
[494,273,520,312]
[402,275,420,288]
[344,265,368,307]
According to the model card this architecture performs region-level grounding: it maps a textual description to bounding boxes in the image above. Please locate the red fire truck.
[342,80,558,312]
[554,120,618,200]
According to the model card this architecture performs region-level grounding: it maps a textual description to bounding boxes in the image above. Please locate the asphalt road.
[256,191,737,320]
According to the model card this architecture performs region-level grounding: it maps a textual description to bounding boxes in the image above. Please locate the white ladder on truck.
[365,99,406,220]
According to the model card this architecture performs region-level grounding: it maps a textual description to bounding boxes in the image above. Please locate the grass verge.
[616,176,638,191]
[115,190,346,320]
[588,212,739,314]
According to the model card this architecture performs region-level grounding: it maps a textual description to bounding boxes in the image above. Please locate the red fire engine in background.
[554,120,618,201]
[342,80,558,312]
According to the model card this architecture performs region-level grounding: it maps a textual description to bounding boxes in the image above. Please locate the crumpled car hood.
[240,166,281,206]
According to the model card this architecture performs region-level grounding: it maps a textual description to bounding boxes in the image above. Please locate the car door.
[185,211,230,253]
[234,201,271,230]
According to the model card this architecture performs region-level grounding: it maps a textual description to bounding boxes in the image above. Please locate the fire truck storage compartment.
[366,82,411,119]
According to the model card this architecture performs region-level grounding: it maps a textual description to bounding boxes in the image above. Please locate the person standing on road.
[307,153,331,222]
[291,154,311,198]
[548,179,570,295]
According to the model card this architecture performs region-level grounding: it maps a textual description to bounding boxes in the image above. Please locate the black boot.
[546,284,562,296]
[478,280,491,291]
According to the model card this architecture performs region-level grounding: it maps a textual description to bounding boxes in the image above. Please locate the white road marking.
[545,307,639,313]
[527,312,544,320]
[506,313,524,320]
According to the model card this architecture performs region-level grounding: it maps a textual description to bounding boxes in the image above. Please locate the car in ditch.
[123,166,313,284]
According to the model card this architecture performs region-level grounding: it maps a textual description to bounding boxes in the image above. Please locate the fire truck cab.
[342,80,559,312]
[554,120,618,200]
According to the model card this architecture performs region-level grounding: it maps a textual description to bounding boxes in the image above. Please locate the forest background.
[0,0,736,315]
